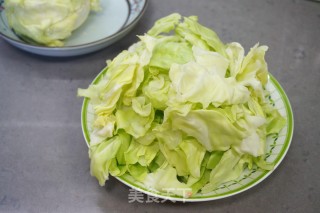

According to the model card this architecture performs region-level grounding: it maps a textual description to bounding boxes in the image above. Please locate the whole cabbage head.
[4,0,100,46]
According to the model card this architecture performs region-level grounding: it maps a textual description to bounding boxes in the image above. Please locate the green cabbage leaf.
[78,13,286,197]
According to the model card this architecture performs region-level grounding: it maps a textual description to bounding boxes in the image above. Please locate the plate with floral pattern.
[81,71,294,202]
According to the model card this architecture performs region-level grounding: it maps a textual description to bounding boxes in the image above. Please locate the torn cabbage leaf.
[78,13,286,197]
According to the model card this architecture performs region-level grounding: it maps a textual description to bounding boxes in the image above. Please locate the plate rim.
[80,71,294,202]
[0,0,148,50]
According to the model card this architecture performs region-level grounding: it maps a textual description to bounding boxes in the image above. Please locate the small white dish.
[0,0,148,57]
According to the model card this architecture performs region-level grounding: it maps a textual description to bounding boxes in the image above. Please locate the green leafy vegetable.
[78,13,286,197]
[4,0,100,46]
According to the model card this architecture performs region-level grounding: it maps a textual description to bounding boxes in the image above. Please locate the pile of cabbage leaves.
[78,14,286,197]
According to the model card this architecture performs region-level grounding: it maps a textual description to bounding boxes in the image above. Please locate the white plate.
[0,0,148,57]
[81,71,294,202]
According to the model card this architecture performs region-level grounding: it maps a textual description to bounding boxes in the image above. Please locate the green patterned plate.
[81,71,294,202]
